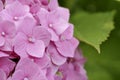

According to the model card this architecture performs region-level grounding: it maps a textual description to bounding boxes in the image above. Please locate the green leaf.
[71,11,115,53]
[80,24,120,80]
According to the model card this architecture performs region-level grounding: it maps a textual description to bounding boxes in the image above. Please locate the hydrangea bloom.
[0,0,87,80]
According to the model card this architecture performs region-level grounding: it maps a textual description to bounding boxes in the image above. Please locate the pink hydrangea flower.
[0,1,32,27]
[14,17,51,58]
[37,8,69,41]
[0,0,87,80]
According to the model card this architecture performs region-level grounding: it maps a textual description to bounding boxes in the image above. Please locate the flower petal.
[36,8,48,26]
[33,27,51,46]
[1,21,16,38]
[48,28,59,41]
[53,18,69,35]
[0,36,5,46]
[0,39,13,51]
[0,51,9,57]
[56,7,70,22]
[0,69,7,80]
[15,58,46,79]
[34,54,50,69]
[11,70,25,80]
[0,1,3,11]
[14,32,28,58]
[60,24,73,40]
[5,1,30,17]
[48,0,59,11]
[17,17,36,35]
[0,57,15,77]
[26,40,45,58]
[55,38,79,57]
[47,43,66,65]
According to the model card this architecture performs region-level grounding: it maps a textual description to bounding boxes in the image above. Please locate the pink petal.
[48,0,59,11]
[5,1,30,17]
[0,57,15,77]
[0,1,3,11]
[34,54,50,69]
[47,43,66,65]
[33,26,51,46]
[53,18,69,35]
[18,0,34,5]
[0,36,5,46]
[0,51,9,57]
[14,58,47,80]
[26,40,45,58]
[1,21,16,38]
[17,17,36,35]
[0,39,13,51]
[56,7,70,22]
[60,24,73,40]
[36,8,49,26]
[0,69,6,80]
[14,32,28,58]
[7,77,12,80]
[11,70,25,80]
[55,38,79,57]
[48,28,59,41]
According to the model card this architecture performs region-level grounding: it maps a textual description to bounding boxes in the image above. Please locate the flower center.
[24,77,29,80]
[1,32,5,36]
[28,37,36,43]
[13,16,19,21]
[48,23,53,27]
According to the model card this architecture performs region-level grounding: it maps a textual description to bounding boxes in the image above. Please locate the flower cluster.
[0,0,87,80]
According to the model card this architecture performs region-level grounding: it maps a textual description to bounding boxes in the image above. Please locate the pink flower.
[37,8,69,41]
[11,58,47,80]
[0,1,32,27]
[14,17,51,58]
[0,21,16,51]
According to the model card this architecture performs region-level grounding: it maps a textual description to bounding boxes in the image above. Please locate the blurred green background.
[59,0,120,80]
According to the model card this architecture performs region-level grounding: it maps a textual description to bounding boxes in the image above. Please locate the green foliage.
[71,11,115,53]
[80,26,120,80]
